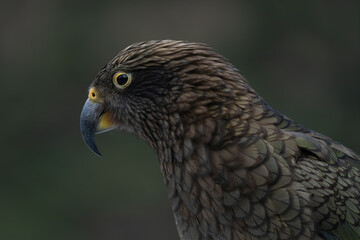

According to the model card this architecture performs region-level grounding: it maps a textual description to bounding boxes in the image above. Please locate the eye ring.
[113,72,132,89]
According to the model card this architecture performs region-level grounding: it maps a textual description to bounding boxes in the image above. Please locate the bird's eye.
[113,72,132,89]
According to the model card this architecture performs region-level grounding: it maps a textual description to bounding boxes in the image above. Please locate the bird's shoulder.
[254,101,360,240]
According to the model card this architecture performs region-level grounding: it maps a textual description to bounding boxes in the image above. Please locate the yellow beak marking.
[97,112,117,133]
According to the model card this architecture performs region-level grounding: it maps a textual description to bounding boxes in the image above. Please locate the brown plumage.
[80,40,360,240]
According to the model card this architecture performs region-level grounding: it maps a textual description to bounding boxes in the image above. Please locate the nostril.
[89,88,98,100]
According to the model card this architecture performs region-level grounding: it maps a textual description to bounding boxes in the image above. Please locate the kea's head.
[80,40,249,157]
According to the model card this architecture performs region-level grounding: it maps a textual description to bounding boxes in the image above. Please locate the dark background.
[1,1,359,239]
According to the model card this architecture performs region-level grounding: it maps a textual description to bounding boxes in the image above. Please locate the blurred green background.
[1,1,359,239]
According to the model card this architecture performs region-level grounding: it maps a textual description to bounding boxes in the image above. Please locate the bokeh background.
[1,1,359,239]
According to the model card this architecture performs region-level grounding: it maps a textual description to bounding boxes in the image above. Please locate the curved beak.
[80,99,104,157]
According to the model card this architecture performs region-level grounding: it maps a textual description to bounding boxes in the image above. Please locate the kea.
[80,40,360,240]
